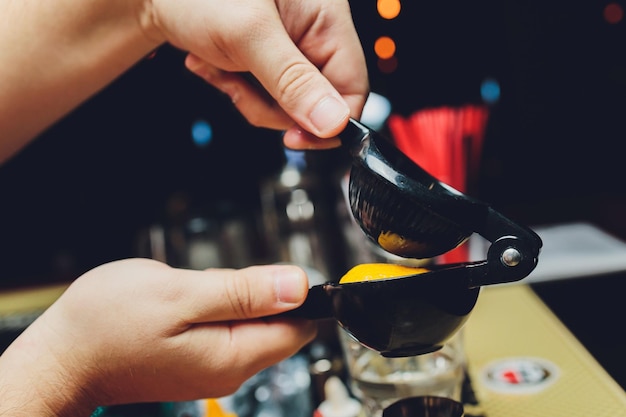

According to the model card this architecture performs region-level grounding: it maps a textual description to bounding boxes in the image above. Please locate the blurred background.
[1,0,625,289]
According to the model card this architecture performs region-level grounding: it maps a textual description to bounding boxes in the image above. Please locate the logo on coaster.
[479,357,560,394]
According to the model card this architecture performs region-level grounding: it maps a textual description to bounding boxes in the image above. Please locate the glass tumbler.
[339,328,466,417]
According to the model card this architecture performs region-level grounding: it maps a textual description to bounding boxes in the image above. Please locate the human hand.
[148,0,369,150]
[0,259,315,416]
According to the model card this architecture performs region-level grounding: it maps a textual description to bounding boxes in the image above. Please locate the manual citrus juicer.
[279,118,543,358]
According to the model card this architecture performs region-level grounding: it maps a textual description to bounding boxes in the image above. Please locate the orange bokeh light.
[377,0,401,20]
[374,36,396,59]
[604,2,623,24]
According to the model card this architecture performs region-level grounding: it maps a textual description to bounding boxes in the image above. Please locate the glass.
[382,396,464,417]
[339,328,466,417]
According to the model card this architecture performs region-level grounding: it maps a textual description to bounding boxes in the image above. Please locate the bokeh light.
[361,92,392,130]
[480,78,501,104]
[191,119,213,147]
[377,0,401,20]
[374,36,396,59]
[604,2,624,24]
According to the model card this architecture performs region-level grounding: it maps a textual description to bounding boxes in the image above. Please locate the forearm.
[0,325,96,417]
[0,0,164,163]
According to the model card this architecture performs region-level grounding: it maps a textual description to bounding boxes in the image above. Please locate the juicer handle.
[468,206,543,287]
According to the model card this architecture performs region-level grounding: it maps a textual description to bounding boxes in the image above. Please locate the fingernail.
[309,96,349,134]
[274,267,306,305]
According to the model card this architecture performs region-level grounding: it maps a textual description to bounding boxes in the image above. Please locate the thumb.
[245,31,351,138]
[176,264,310,323]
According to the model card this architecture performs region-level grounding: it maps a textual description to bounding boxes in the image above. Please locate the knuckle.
[275,62,317,108]
[225,275,255,319]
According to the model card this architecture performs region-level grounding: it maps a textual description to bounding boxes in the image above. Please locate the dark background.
[1,0,625,288]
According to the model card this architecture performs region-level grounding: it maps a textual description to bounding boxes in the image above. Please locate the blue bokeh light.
[191,120,213,147]
[480,78,501,104]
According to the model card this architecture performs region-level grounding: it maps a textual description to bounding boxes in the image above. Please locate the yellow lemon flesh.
[339,263,430,284]
[377,231,427,258]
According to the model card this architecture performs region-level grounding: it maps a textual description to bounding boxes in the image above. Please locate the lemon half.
[339,263,430,284]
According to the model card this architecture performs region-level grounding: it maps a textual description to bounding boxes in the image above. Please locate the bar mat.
[463,284,626,417]
[0,283,69,330]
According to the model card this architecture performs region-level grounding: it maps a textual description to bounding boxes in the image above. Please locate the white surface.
[470,222,626,284]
